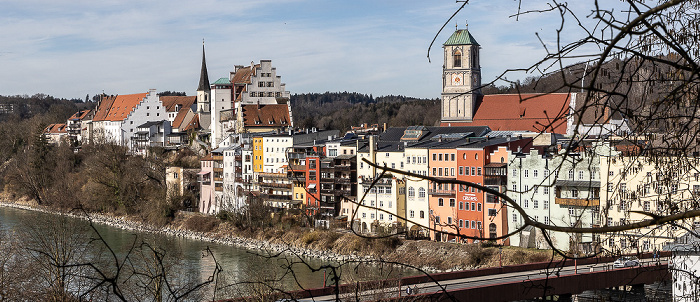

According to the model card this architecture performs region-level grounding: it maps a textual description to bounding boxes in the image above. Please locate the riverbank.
[0,196,554,273]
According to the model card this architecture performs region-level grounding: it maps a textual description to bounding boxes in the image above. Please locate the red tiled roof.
[241,104,291,128]
[184,114,200,131]
[161,96,196,112]
[172,107,191,129]
[93,93,148,122]
[68,110,92,121]
[471,93,573,134]
[231,64,259,85]
[44,123,67,134]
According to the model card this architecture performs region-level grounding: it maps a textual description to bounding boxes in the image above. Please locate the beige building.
[599,150,700,254]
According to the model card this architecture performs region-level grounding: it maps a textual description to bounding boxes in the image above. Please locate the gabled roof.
[472,93,573,134]
[44,123,67,134]
[172,106,192,129]
[161,96,196,112]
[94,93,148,122]
[68,110,92,121]
[241,104,291,128]
[184,114,200,131]
[231,64,260,85]
[444,28,479,46]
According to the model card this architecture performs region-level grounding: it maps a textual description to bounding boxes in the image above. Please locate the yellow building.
[252,136,264,173]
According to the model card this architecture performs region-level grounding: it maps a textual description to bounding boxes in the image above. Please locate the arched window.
[408,187,415,197]
[453,50,462,67]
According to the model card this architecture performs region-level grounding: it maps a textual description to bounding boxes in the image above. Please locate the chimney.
[383,123,387,132]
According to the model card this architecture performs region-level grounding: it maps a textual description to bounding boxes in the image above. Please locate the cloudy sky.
[1,0,611,100]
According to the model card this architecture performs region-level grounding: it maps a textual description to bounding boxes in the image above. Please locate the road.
[308,257,669,301]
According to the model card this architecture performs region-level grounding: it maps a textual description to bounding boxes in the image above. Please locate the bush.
[185,215,220,233]
[301,231,320,245]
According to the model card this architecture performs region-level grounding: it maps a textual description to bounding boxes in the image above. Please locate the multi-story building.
[508,145,600,252]
[92,90,166,147]
[66,109,93,146]
[199,149,223,214]
[403,144,430,239]
[599,147,700,254]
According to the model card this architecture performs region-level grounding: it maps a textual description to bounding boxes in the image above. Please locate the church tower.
[196,41,211,114]
[441,24,481,126]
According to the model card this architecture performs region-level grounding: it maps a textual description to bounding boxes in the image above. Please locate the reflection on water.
[0,206,418,298]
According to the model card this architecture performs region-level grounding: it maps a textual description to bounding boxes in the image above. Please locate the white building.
[92,89,166,148]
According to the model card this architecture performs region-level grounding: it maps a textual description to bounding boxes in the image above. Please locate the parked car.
[613,256,640,268]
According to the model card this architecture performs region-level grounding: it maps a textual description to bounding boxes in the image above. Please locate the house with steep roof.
[92,89,166,148]
[66,109,93,146]
[43,123,68,145]
[161,95,197,147]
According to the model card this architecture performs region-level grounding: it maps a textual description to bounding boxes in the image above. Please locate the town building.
[92,90,166,147]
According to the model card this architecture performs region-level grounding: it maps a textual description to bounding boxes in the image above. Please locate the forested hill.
[290,92,441,131]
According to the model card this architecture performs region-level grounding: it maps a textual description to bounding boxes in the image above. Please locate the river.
[0,206,414,299]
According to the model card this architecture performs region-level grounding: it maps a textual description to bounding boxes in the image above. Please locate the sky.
[0,0,615,100]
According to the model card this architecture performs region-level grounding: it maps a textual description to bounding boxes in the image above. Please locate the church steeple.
[440,24,481,125]
[198,40,211,92]
[197,40,211,114]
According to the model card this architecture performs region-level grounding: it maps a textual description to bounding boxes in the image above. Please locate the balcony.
[289,164,305,171]
[335,178,352,184]
[429,189,456,196]
[555,197,600,207]
[258,172,287,179]
[260,182,292,189]
[320,177,335,183]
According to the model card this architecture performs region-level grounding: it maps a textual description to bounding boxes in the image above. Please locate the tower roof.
[443,29,479,46]
[197,42,211,92]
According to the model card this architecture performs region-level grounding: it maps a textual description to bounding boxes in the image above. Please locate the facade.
[66,109,93,146]
[92,90,166,147]
[43,123,68,145]
[599,150,700,254]
[199,150,223,214]
[404,146,430,239]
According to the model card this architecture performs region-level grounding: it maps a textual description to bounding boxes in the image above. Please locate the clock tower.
[441,24,481,125]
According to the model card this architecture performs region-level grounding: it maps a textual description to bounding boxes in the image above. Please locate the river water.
[0,206,414,299]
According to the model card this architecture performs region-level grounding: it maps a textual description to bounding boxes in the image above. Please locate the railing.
[260,182,292,189]
[555,197,600,206]
[289,164,305,171]
[429,189,456,196]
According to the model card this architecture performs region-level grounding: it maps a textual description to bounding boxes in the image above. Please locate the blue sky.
[0,0,612,100]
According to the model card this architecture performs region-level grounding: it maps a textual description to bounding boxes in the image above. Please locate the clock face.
[453,74,463,85]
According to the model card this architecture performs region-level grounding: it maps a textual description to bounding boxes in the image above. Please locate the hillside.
[290,92,441,131]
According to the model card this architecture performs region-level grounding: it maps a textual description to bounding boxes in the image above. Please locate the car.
[613,256,640,268]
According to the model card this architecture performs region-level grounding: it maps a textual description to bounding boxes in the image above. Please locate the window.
[438,154,443,161]
[410,210,415,218]
[569,207,575,216]
[459,202,464,210]
[513,214,517,222]
[419,188,426,198]
[513,184,517,191]
[438,198,444,206]
[432,154,437,161]
[571,189,579,198]
[477,168,482,176]
[451,154,455,161]
[459,220,464,228]
[435,216,440,224]
[578,171,584,180]
[524,199,529,208]
[477,203,482,211]
[408,187,415,197]
[389,214,393,221]
[447,217,453,224]
[543,187,549,195]
[379,214,384,220]
[453,50,462,67]
[568,170,574,179]
[544,199,549,209]
[477,221,482,230]
[524,170,529,178]
[420,211,425,218]
[544,216,549,225]
[371,213,375,219]
[533,170,538,178]
[488,209,497,216]
[533,200,539,209]
[449,199,456,207]
[459,167,464,175]
[471,167,476,175]
[451,168,455,176]
[471,202,475,211]
[471,220,476,229]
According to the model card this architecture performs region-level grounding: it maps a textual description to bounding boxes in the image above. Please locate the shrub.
[301,231,320,245]
[185,215,220,233]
